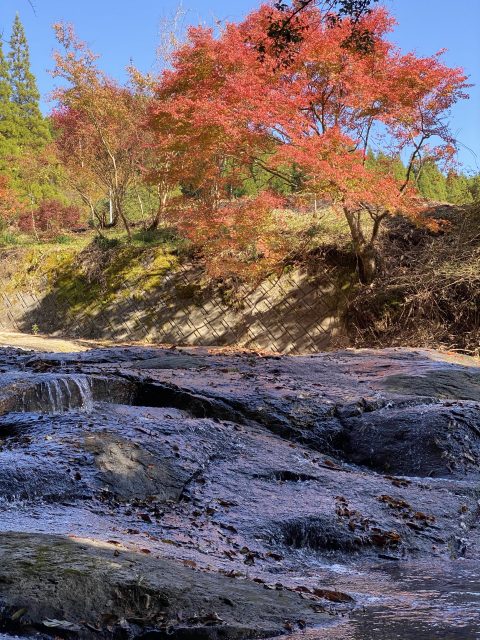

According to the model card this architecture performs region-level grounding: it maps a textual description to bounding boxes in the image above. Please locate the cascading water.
[20,375,94,414]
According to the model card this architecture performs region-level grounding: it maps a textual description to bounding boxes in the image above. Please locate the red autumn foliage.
[0,176,10,204]
[51,23,151,235]
[149,4,468,282]
[0,175,22,226]
[172,191,289,279]
[18,200,81,239]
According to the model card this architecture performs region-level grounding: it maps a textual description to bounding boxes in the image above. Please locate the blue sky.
[0,0,479,170]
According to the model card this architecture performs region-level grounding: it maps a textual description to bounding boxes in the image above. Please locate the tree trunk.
[343,206,379,285]
[356,243,379,285]
[137,191,145,221]
[148,189,168,231]
[109,190,114,226]
[31,210,39,242]
[114,194,131,240]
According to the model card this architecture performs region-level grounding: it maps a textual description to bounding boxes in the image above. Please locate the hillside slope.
[0,203,478,354]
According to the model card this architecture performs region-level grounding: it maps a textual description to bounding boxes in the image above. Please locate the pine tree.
[364,150,407,184]
[0,39,11,107]
[0,37,17,163]
[364,148,377,170]
[468,174,480,202]
[446,171,473,205]
[8,14,50,150]
[391,155,407,183]
[417,160,447,201]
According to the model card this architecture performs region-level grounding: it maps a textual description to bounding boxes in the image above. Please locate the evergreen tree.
[416,160,447,201]
[391,155,407,183]
[446,171,473,205]
[364,148,376,171]
[467,174,480,202]
[8,14,50,149]
[0,39,11,110]
[0,37,17,162]
[364,150,407,184]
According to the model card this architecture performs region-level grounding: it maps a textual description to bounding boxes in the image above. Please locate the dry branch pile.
[345,204,480,354]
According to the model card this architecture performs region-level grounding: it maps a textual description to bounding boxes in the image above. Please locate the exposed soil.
[0,331,91,353]
[0,340,479,638]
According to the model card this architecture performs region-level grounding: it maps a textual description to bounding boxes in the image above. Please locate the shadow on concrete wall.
[1,261,352,354]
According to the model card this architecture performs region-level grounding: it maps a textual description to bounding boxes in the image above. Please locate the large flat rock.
[0,344,478,638]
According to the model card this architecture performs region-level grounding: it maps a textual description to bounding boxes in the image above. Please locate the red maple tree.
[149,4,468,282]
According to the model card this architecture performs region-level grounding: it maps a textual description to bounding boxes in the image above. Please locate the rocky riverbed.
[0,340,479,639]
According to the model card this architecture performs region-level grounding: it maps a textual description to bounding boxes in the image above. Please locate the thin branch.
[26,0,37,15]
[401,134,427,193]
[275,0,318,36]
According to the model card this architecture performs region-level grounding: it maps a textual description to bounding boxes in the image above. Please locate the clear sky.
[0,0,478,170]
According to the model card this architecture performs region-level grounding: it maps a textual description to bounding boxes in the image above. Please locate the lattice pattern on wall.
[0,263,349,354]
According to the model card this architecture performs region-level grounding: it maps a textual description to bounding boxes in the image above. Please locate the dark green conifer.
[0,39,11,106]
[8,14,50,149]
[0,37,17,162]
[417,160,447,201]
[446,171,473,204]
[468,174,480,202]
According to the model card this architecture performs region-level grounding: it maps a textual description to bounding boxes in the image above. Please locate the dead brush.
[345,203,480,356]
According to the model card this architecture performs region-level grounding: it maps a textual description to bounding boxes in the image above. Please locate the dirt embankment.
[346,203,480,354]
[0,238,350,353]
[0,203,479,355]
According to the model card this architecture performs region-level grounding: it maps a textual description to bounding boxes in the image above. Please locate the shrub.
[18,200,82,239]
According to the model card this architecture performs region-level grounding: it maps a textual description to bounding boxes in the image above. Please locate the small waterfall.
[20,375,94,414]
[73,376,94,412]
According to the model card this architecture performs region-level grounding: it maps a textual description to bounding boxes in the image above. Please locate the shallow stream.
[0,346,479,639]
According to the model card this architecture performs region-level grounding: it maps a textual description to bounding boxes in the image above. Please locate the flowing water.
[0,351,479,639]
[329,560,480,639]
[264,561,480,638]
[19,375,94,413]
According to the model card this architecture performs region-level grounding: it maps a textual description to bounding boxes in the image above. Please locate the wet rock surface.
[0,344,479,639]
